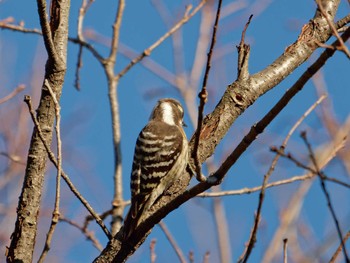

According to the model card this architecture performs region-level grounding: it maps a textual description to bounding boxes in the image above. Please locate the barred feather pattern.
[124,99,188,239]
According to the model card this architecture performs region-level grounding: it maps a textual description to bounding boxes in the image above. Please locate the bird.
[123,98,188,239]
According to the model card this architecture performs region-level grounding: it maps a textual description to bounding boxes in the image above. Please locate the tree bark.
[6,1,71,262]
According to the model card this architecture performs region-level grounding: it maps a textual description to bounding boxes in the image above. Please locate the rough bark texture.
[6,1,71,262]
[94,1,341,262]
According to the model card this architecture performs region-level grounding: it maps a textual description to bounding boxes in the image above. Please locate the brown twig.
[74,0,95,89]
[150,239,157,263]
[83,199,130,230]
[74,45,84,90]
[335,14,350,31]
[262,130,347,262]
[300,132,350,262]
[36,0,59,65]
[270,147,350,192]
[60,216,103,251]
[189,251,194,263]
[283,238,288,263]
[202,251,210,263]
[23,95,112,239]
[329,230,350,263]
[37,80,63,263]
[107,0,126,236]
[189,1,216,109]
[193,0,222,183]
[0,21,42,35]
[0,152,25,165]
[212,185,231,263]
[237,14,253,81]
[199,170,349,198]
[158,221,187,263]
[237,96,326,263]
[0,84,25,104]
[114,1,206,82]
[316,0,350,58]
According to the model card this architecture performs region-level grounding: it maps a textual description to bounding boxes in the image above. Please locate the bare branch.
[150,239,157,263]
[6,0,71,260]
[329,230,350,263]
[300,132,349,262]
[262,121,349,262]
[238,95,326,263]
[37,80,63,263]
[0,84,25,104]
[106,0,126,236]
[36,0,60,65]
[158,221,187,263]
[316,0,350,58]
[114,1,206,82]
[236,14,253,81]
[23,96,112,239]
[193,0,223,183]
[60,216,103,251]
[283,238,288,263]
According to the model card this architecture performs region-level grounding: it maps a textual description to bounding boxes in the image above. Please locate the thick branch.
[6,0,71,262]
[94,1,345,262]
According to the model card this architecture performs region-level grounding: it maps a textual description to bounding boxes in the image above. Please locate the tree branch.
[94,2,348,262]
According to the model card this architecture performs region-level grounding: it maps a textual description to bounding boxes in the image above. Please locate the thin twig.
[300,132,350,262]
[108,0,125,62]
[158,221,187,263]
[74,0,88,90]
[329,230,350,263]
[114,0,206,82]
[107,0,126,236]
[0,152,25,165]
[202,251,210,263]
[189,251,194,263]
[190,1,217,96]
[270,147,350,192]
[83,199,130,230]
[150,239,157,263]
[237,96,327,263]
[60,216,103,251]
[335,14,350,31]
[283,238,288,263]
[262,123,348,263]
[37,80,63,263]
[237,14,253,80]
[193,0,222,183]
[74,45,83,90]
[0,18,105,65]
[0,84,25,104]
[23,95,112,239]
[36,0,59,64]
[199,171,349,197]
[271,147,350,189]
[213,191,231,262]
[84,208,113,230]
[316,0,350,58]
[0,21,42,35]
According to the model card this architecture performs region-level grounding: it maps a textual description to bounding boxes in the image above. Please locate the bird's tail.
[122,202,145,240]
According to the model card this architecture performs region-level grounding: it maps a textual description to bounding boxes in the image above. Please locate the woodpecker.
[124,98,188,239]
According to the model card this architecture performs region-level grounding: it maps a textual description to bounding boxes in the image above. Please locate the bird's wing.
[130,121,183,217]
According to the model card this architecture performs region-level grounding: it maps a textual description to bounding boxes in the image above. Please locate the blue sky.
[1,0,349,262]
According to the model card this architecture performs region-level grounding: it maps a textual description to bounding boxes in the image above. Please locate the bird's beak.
[182,120,187,127]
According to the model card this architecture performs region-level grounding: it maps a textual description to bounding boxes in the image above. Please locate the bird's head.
[150,98,186,127]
